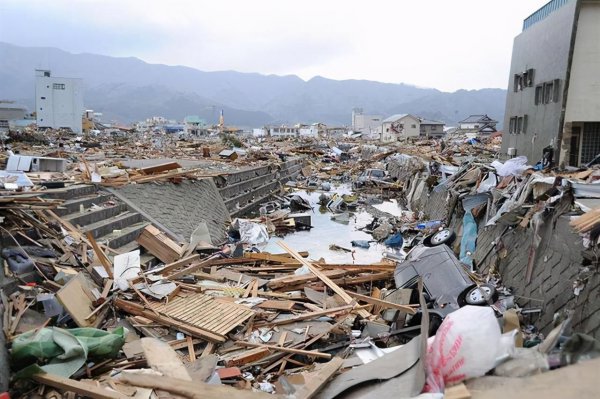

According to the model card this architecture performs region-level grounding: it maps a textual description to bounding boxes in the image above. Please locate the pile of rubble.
[2,131,600,398]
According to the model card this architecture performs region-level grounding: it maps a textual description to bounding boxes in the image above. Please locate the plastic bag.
[425,306,501,392]
[490,156,531,177]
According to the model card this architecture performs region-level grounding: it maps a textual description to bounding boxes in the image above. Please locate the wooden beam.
[167,255,219,280]
[116,373,275,399]
[86,231,113,278]
[277,241,371,318]
[233,341,331,359]
[260,305,353,327]
[160,254,201,275]
[346,292,416,314]
[32,373,127,399]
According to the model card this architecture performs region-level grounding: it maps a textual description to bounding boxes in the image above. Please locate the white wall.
[299,126,318,137]
[253,128,267,137]
[565,1,600,122]
[36,75,83,133]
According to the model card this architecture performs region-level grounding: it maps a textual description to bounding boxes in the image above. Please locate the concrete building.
[269,126,299,137]
[183,116,208,136]
[420,119,446,138]
[502,0,600,166]
[0,102,27,132]
[35,70,84,134]
[381,114,421,142]
[298,124,319,137]
[352,108,382,135]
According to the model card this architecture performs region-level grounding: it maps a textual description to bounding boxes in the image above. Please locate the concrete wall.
[501,0,578,163]
[408,174,600,339]
[564,1,600,122]
[219,158,305,217]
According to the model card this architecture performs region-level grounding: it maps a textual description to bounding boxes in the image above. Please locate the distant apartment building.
[502,0,600,166]
[35,69,84,134]
[352,108,382,133]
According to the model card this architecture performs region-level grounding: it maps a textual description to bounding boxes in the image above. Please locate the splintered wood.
[570,207,600,233]
[148,293,255,340]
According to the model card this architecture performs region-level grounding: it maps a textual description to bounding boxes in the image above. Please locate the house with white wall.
[381,114,421,142]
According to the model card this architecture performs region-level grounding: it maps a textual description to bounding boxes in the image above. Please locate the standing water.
[263,185,402,263]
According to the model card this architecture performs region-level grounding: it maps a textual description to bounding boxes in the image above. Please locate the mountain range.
[0,42,507,128]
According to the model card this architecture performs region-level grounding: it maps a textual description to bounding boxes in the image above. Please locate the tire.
[464,284,497,306]
[424,229,456,247]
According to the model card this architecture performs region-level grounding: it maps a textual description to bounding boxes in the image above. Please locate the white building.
[253,128,268,137]
[381,114,421,142]
[352,108,382,135]
[35,70,83,134]
[269,126,299,137]
[299,125,319,137]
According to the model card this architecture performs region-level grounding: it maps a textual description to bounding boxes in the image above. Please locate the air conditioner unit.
[507,147,517,157]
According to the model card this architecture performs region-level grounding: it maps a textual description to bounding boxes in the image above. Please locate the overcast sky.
[0,0,550,92]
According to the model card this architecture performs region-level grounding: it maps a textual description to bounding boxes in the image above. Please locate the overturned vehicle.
[394,242,498,335]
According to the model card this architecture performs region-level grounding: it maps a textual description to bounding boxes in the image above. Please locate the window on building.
[521,115,528,134]
[52,83,66,90]
[513,74,521,92]
[553,79,560,102]
[40,96,46,100]
[431,126,437,131]
[527,69,535,86]
[411,124,416,128]
[509,117,518,134]
[535,85,543,105]
[399,124,404,129]
[517,117,523,134]
[543,81,554,103]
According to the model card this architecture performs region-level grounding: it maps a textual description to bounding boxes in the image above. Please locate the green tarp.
[12,326,126,378]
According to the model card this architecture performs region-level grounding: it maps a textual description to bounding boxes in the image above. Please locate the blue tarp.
[459,211,477,270]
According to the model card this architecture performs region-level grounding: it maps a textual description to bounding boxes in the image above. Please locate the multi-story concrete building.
[35,69,84,134]
[502,0,600,166]
[352,108,382,135]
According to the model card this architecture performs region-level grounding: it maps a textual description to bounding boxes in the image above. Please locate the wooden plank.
[245,252,301,264]
[86,232,113,278]
[167,255,219,280]
[233,341,331,359]
[224,347,271,367]
[201,342,216,358]
[187,336,196,362]
[139,161,182,175]
[137,225,184,264]
[56,273,105,328]
[262,305,353,327]
[141,337,191,380]
[257,300,296,311]
[160,254,201,275]
[277,241,371,319]
[32,373,127,399]
[116,372,275,399]
[346,292,416,314]
[294,357,344,399]
[444,383,471,399]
